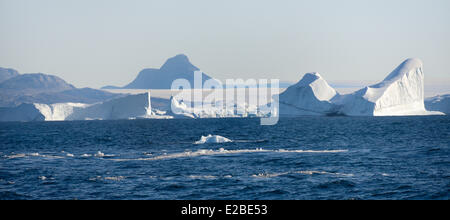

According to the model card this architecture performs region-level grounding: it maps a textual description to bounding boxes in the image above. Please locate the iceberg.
[194,134,233,144]
[425,94,449,114]
[278,72,338,116]
[278,58,442,116]
[67,92,156,120]
[335,58,436,116]
[0,92,172,121]
[34,103,88,121]
[0,103,46,122]
[0,102,86,121]
[170,96,263,118]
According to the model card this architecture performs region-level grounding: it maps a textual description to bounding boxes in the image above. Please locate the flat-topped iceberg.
[0,102,87,122]
[0,92,171,121]
[170,96,263,118]
[67,92,153,120]
[194,134,233,144]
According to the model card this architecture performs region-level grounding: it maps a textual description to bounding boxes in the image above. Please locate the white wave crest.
[252,170,354,178]
[252,172,289,178]
[4,153,64,159]
[188,175,218,180]
[276,149,349,153]
[104,176,125,181]
[4,153,26,159]
[111,147,347,162]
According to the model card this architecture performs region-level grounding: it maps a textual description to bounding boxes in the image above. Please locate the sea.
[0,116,449,200]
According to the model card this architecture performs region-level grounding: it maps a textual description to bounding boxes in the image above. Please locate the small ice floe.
[194,134,233,144]
[39,176,47,181]
[95,151,105,157]
[94,151,115,158]
[81,154,92,157]
[66,153,74,157]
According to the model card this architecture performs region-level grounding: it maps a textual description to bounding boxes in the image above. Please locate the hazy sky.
[1,0,449,89]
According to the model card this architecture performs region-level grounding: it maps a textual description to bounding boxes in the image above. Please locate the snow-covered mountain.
[0,67,19,83]
[104,54,215,89]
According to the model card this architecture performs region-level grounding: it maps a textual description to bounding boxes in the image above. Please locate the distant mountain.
[0,67,19,83]
[0,73,75,96]
[101,85,122,89]
[103,54,215,89]
[0,70,121,107]
[0,88,122,107]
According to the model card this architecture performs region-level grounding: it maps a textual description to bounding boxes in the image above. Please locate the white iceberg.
[278,72,338,116]
[0,102,87,121]
[170,96,264,118]
[278,58,443,116]
[67,92,153,120]
[194,134,233,144]
[335,58,431,116]
[34,103,88,121]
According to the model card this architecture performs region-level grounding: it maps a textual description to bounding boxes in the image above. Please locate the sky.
[0,0,449,89]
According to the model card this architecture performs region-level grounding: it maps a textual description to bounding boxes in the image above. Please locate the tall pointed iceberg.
[336,58,430,116]
[278,72,338,116]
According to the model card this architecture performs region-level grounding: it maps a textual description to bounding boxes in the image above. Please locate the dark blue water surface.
[0,116,449,200]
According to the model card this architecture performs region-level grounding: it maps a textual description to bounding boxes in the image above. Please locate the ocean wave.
[111,147,348,162]
[4,153,27,159]
[188,175,218,180]
[276,149,349,153]
[252,172,290,178]
[104,176,125,181]
[252,170,354,179]
[4,153,64,159]
[234,139,268,143]
[89,176,125,181]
